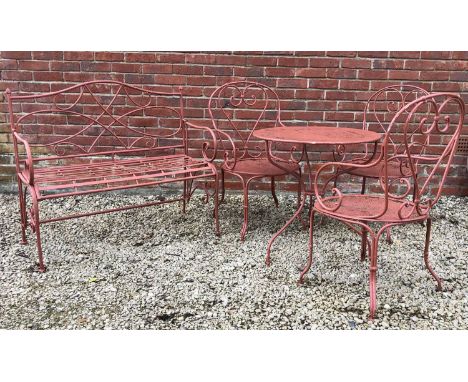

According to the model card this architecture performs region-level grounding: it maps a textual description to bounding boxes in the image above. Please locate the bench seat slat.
[34,154,215,198]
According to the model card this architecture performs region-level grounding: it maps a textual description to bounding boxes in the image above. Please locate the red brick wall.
[1,51,467,195]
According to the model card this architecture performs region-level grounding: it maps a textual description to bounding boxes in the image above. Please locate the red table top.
[253,125,382,145]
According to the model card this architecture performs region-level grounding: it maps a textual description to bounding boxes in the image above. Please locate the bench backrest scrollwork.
[6,81,187,167]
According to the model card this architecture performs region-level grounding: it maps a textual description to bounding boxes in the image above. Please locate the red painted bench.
[5,80,220,271]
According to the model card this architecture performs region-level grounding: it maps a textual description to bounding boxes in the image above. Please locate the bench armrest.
[13,131,35,185]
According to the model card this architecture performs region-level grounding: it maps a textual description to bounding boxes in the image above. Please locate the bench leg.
[29,189,46,272]
[182,179,188,214]
[17,179,28,244]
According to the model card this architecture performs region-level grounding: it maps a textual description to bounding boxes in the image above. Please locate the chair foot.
[385,227,392,244]
[37,263,47,273]
[368,237,379,321]
[298,209,315,283]
[271,177,279,208]
[360,227,368,261]
[423,218,442,291]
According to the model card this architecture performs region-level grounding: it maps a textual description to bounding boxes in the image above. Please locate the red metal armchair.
[207,81,301,240]
[332,85,430,243]
[299,92,465,319]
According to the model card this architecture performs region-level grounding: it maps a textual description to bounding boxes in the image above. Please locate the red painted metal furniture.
[253,125,382,265]
[332,85,430,244]
[207,81,301,241]
[299,93,465,319]
[5,80,220,272]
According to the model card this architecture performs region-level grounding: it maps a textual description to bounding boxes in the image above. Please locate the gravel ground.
[0,191,466,329]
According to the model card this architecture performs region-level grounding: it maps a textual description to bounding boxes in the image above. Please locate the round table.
[252,125,382,265]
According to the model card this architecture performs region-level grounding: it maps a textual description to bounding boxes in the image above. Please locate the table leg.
[266,186,309,266]
[264,142,310,266]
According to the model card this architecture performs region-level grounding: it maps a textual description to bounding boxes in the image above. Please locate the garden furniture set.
[5,79,465,319]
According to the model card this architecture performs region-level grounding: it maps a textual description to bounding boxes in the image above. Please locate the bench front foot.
[28,189,46,272]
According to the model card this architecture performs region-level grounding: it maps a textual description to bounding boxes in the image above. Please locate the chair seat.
[32,154,215,199]
[222,157,299,176]
[344,160,409,179]
[315,194,425,222]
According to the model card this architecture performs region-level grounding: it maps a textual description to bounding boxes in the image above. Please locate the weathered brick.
[277,78,308,88]
[215,55,246,66]
[50,61,81,71]
[154,74,186,85]
[339,80,369,90]
[451,51,468,60]
[95,52,125,61]
[358,70,388,80]
[230,65,263,77]
[389,51,420,59]
[296,68,327,78]
[277,57,309,67]
[358,51,388,58]
[450,71,468,82]
[142,63,172,74]
[309,79,339,89]
[2,51,32,59]
[205,66,234,76]
[81,62,111,72]
[327,51,357,57]
[342,59,371,69]
[18,61,50,71]
[186,54,216,64]
[112,63,141,73]
[64,51,94,60]
[2,71,33,80]
[32,51,64,60]
[156,53,186,63]
[126,52,156,62]
[246,56,277,66]
[420,51,451,59]
[309,58,340,68]
[388,70,420,80]
[265,67,295,77]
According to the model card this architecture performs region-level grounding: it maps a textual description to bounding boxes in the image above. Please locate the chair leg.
[360,176,367,195]
[369,236,379,320]
[299,209,315,283]
[240,179,251,241]
[412,174,418,202]
[297,167,302,210]
[385,227,392,244]
[30,190,46,272]
[360,226,367,261]
[220,168,225,204]
[17,179,28,244]
[423,218,442,291]
[271,176,279,208]
[213,174,220,236]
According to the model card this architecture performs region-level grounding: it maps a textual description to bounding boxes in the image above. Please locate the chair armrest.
[184,120,238,169]
[184,120,219,163]
[13,131,35,185]
[314,151,387,218]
